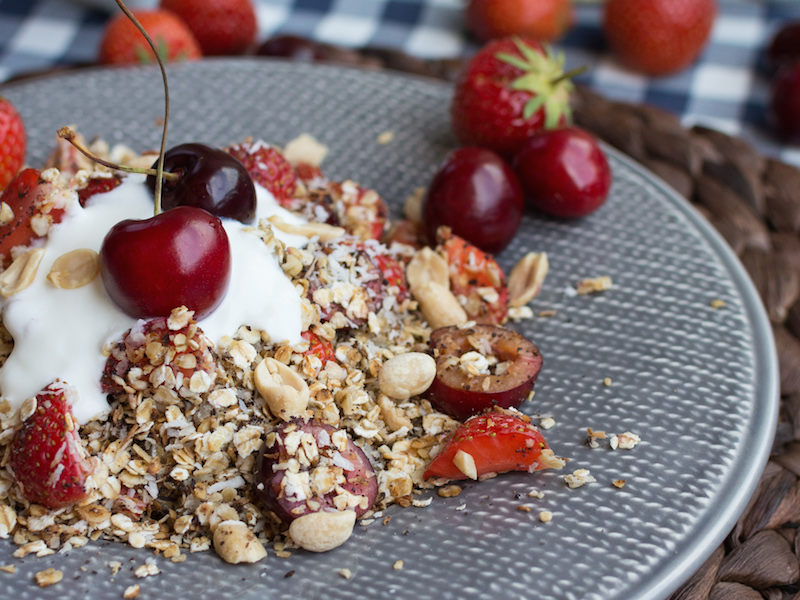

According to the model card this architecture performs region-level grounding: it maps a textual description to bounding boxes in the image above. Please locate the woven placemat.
[256,38,800,600]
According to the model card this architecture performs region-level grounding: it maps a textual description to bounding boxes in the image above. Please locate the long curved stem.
[113,0,171,215]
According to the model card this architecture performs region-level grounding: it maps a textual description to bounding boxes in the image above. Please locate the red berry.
[422,147,523,255]
[161,0,257,56]
[226,140,297,208]
[466,0,574,43]
[767,21,800,73]
[99,206,232,320]
[451,37,575,159]
[0,97,25,191]
[9,382,93,509]
[513,126,612,218]
[99,10,202,66]
[602,0,717,76]
[770,62,800,144]
[77,174,123,207]
[426,325,543,420]
[0,168,68,268]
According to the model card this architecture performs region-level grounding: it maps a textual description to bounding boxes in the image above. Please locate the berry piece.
[424,409,562,481]
[226,140,297,208]
[147,143,256,223]
[439,229,509,325]
[102,310,217,395]
[770,62,800,144]
[160,0,257,56]
[602,0,717,76]
[254,419,378,524]
[422,147,523,255]
[466,0,573,43]
[513,126,612,218]
[0,97,26,191]
[9,382,93,509]
[99,10,202,66]
[427,324,543,420]
[767,21,800,73]
[0,168,69,269]
[99,206,232,320]
[77,174,123,207]
[451,37,576,158]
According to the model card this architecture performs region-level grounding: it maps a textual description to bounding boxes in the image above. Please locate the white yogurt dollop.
[0,175,304,423]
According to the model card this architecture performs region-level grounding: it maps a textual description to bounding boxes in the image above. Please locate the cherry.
[256,35,327,62]
[99,206,231,320]
[426,324,543,421]
[513,126,611,218]
[422,147,524,255]
[770,62,800,144]
[767,21,800,73]
[145,143,256,223]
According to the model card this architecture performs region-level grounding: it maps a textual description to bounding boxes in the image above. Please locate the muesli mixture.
[0,131,566,570]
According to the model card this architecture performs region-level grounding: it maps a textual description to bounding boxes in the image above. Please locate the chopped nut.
[47,248,99,289]
[0,247,45,298]
[453,449,478,480]
[0,202,13,226]
[564,468,596,489]
[576,276,612,295]
[613,479,627,488]
[517,505,531,513]
[377,131,395,145]
[539,416,555,430]
[123,584,141,599]
[538,510,553,523]
[338,568,353,579]
[268,215,345,242]
[437,484,462,498]
[283,133,328,167]
[378,352,436,400]
[288,510,356,553]
[508,252,548,307]
[0,565,16,573]
[610,431,640,450]
[213,520,267,564]
[393,560,404,570]
[35,568,63,587]
[603,377,612,387]
[710,298,726,309]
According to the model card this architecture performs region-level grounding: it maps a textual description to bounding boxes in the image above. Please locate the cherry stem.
[57,127,179,182]
[553,65,589,86]
[113,0,170,215]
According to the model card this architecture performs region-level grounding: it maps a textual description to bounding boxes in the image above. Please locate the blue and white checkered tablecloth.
[1,0,800,167]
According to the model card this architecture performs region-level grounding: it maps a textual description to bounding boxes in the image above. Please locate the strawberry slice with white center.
[9,382,93,508]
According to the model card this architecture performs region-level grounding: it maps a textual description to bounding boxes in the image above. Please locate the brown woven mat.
[264,39,800,600]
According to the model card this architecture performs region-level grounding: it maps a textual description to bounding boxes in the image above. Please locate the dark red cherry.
[513,126,611,218]
[770,62,800,143]
[426,324,543,421]
[99,206,231,320]
[767,21,800,73]
[422,147,524,255]
[146,143,256,223]
[256,35,327,61]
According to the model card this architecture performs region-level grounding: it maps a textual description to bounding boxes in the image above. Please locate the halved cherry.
[427,324,542,420]
[424,409,560,481]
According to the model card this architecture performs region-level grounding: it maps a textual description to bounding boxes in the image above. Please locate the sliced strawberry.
[424,409,561,481]
[438,228,509,324]
[0,168,68,269]
[372,252,409,303]
[226,139,298,207]
[0,97,26,191]
[301,330,336,365]
[77,174,123,207]
[9,382,93,508]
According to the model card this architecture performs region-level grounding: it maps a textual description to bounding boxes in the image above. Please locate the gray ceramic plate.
[0,60,778,600]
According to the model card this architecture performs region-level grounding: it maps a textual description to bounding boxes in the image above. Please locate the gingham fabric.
[0,0,799,166]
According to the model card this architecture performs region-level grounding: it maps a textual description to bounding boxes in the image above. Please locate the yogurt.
[0,175,306,423]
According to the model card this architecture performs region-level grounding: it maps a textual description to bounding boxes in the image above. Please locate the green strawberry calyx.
[496,38,584,129]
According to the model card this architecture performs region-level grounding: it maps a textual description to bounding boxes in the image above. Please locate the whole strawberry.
[9,382,94,509]
[466,0,573,43]
[451,37,576,158]
[99,9,202,65]
[603,0,717,76]
[0,97,25,191]
[161,0,257,56]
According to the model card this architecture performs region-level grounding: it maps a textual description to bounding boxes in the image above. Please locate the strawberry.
[602,0,717,76]
[301,330,336,366]
[77,174,123,207]
[9,382,93,509]
[99,10,202,66]
[466,0,574,43]
[0,97,25,191]
[0,168,68,269]
[226,140,298,207]
[451,37,576,159]
[160,0,257,56]
[438,228,509,325]
[424,409,564,481]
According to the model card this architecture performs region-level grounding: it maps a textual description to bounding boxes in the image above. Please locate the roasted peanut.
[378,352,436,400]
[255,358,309,421]
[288,510,356,553]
